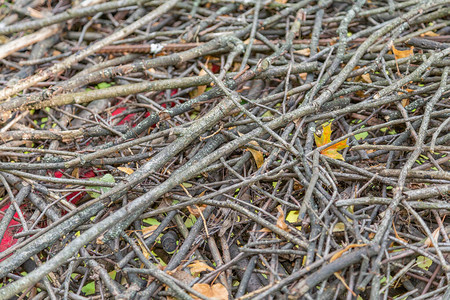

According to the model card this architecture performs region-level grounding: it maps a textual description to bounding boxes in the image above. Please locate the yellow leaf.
[187,261,214,276]
[314,122,349,160]
[392,45,414,60]
[238,132,265,168]
[117,166,134,175]
[247,148,264,168]
[191,283,228,300]
[286,210,299,223]
[276,206,290,232]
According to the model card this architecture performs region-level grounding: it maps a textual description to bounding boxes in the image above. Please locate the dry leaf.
[293,179,303,190]
[392,220,408,244]
[187,261,214,276]
[330,244,367,262]
[361,73,372,83]
[332,222,345,232]
[299,72,307,80]
[136,238,150,259]
[191,283,228,300]
[276,206,290,232]
[190,59,210,98]
[71,167,80,178]
[314,122,349,160]
[187,204,207,217]
[247,147,264,168]
[420,31,439,37]
[117,166,134,175]
[142,225,159,238]
[424,227,440,248]
[238,132,265,168]
[158,111,171,121]
[334,271,356,297]
[392,44,414,60]
[294,48,310,56]
[27,7,44,18]
[168,269,195,284]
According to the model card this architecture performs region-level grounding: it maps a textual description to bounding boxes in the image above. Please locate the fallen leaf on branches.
[276,206,290,232]
[314,122,349,160]
[191,283,228,300]
[188,260,214,276]
[392,44,414,59]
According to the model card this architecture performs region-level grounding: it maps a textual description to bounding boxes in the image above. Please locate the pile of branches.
[0,0,449,299]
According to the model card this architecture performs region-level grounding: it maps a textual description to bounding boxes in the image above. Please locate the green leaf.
[96,82,112,89]
[354,131,368,140]
[143,218,160,226]
[87,174,115,198]
[417,256,432,270]
[261,110,273,118]
[109,270,116,280]
[82,281,95,295]
[185,214,197,228]
[380,275,392,285]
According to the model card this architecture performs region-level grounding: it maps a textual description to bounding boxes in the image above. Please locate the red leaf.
[0,204,22,261]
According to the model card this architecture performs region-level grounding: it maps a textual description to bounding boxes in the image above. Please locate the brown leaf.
[142,225,159,238]
[361,73,372,83]
[187,204,207,217]
[424,227,440,248]
[330,244,367,262]
[159,111,171,121]
[392,44,414,59]
[187,261,214,276]
[276,206,290,232]
[191,283,228,300]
